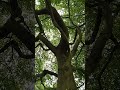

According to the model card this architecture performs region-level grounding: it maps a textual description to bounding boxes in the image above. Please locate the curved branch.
[86,2,113,76]
[71,27,82,57]
[0,40,34,59]
[35,8,49,15]
[35,34,56,54]
[44,0,70,56]
[98,45,117,89]
[9,0,22,18]
[5,18,35,54]
[35,42,50,51]
[69,29,77,45]
[0,0,9,5]
[67,0,77,27]
[45,0,69,39]
[36,69,58,81]
[85,7,102,45]
[35,13,45,34]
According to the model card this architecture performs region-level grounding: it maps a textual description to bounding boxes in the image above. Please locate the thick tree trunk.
[56,53,77,90]
[85,1,120,90]
[0,0,35,89]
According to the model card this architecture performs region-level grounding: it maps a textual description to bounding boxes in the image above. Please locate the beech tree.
[0,0,34,89]
[85,0,120,89]
[35,0,85,90]
[0,0,85,90]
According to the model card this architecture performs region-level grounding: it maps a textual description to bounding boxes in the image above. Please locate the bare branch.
[35,8,49,15]
[98,45,117,89]
[36,69,58,81]
[35,34,56,54]
[77,82,84,89]
[0,40,34,59]
[35,13,45,34]
[67,0,77,27]
[6,18,35,54]
[0,0,9,5]
[45,0,69,42]
[85,7,102,45]
[69,23,85,45]
[69,29,77,45]
[71,27,82,57]
[75,44,85,65]
[86,2,113,75]
[35,42,50,51]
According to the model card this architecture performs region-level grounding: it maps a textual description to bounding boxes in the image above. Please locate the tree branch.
[9,0,22,18]
[35,33,56,54]
[35,42,50,51]
[36,69,58,81]
[67,0,77,27]
[98,44,117,90]
[35,13,45,34]
[35,8,50,15]
[85,7,102,45]
[69,23,85,45]
[0,40,34,59]
[86,2,113,76]
[0,0,9,5]
[35,0,70,55]
[71,27,82,57]
[45,0,69,41]
[5,18,35,54]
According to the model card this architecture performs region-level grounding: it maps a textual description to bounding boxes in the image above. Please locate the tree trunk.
[0,0,35,89]
[85,0,120,90]
[56,53,77,90]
